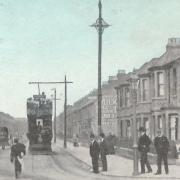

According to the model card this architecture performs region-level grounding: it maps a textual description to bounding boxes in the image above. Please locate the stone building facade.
[116,38,180,148]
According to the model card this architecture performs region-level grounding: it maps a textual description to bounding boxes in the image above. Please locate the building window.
[144,118,150,135]
[136,118,141,131]
[142,79,148,101]
[169,115,178,140]
[173,68,177,95]
[119,88,123,107]
[126,120,131,138]
[152,73,155,97]
[125,87,130,106]
[157,116,163,130]
[120,120,123,137]
[152,116,156,138]
[157,72,165,97]
[137,80,141,102]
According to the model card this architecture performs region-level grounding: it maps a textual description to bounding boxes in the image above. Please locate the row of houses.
[57,38,180,147]
[57,73,121,139]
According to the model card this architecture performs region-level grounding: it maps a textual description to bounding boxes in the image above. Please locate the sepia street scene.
[1,0,180,179]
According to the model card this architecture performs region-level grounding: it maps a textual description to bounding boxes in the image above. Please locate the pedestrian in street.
[89,133,100,173]
[9,133,13,147]
[154,129,169,175]
[138,127,152,174]
[99,132,108,171]
[106,132,115,154]
[10,138,26,179]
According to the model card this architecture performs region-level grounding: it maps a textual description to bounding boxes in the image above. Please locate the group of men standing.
[89,133,108,173]
[138,127,169,175]
[89,128,170,175]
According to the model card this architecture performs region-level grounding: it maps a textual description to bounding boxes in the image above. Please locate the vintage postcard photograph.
[0,0,180,179]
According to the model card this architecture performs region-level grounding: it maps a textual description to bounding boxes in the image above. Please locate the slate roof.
[136,58,158,76]
[114,73,131,89]
[149,49,180,70]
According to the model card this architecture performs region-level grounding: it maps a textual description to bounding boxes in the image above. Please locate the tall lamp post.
[91,0,110,134]
[128,73,139,176]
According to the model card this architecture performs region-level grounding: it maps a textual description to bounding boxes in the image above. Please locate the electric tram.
[27,93,53,153]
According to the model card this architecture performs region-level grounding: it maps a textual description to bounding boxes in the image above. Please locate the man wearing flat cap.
[154,129,169,175]
[138,127,152,174]
[89,133,100,173]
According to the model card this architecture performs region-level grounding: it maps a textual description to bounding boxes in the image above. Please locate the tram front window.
[36,119,43,143]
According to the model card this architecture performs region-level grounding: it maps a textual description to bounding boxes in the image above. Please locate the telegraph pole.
[51,88,61,143]
[64,75,67,148]
[91,0,110,134]
[29,78,73,148]
[54,89,57,143]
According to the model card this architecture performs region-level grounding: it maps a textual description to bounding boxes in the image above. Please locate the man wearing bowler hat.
[138,126,152,174]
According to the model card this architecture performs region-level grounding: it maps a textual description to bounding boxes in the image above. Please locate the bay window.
[157,72,164,97]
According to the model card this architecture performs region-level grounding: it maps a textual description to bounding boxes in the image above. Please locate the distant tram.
[27,93,53,153]
[0,127,9,149]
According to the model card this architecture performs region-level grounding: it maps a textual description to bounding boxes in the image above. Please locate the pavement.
[57,139,180,179]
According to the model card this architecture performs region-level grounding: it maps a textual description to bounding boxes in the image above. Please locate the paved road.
[0,145,178,180]
[0,145,110,180]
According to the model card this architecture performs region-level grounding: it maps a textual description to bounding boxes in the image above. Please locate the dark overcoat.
[90,140,100,173]
[138,133,151,152]
[154,136,169,154]
[100,139,108,171]
[100,139,108,157]
[90,140,100,158]
[10,143,26,172]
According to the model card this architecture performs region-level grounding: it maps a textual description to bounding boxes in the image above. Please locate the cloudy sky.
[0,0,180,117]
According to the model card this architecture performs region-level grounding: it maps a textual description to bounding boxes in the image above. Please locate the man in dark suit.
[99,133,108,171]
[89,133,100,173]
[154,129,169,175]
[138,127,152,174]
[10,138,26,179]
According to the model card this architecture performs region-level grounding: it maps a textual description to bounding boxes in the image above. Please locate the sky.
[1,0,180,117]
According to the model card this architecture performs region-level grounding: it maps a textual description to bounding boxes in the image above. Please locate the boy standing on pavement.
[99,133,108,171]
[138,127,152,174]
[89,133,100,173]
[154,129,169,175]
